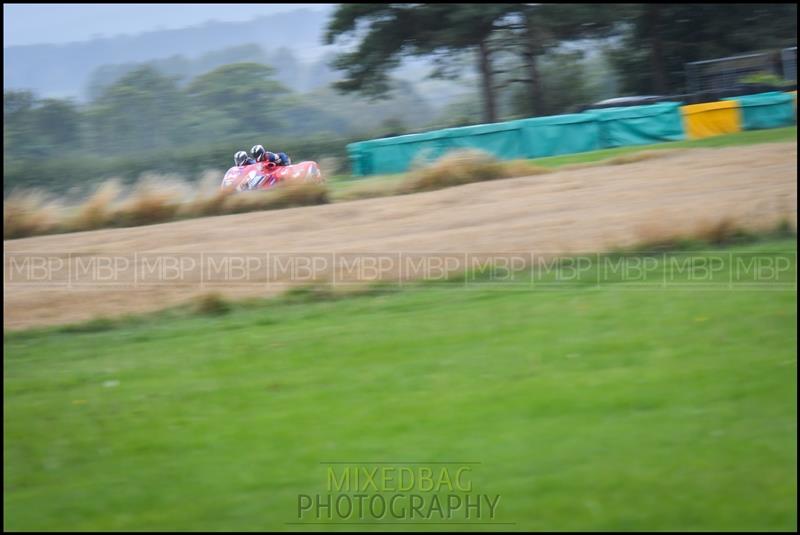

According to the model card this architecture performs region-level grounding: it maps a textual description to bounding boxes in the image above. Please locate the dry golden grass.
[332,154,553,202]
[65,179,123,232]
[556,150,678,173]
[500,159,553,177]
[630,215,784,251]
[178,171,229,218]
[633,219,691,250]
[333,180,403,202]
[4,171,329,239]
[111,177,183,228]
[694,217,741,244]
[220,182,328,214]
[317,156,341,178]
[0,150,686,240]
[400,150,551,193]
[606,150,677,166]
[3,143,791,242]
[3,190,62,240]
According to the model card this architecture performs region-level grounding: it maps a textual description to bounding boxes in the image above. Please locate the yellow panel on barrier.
[680,100,742,140]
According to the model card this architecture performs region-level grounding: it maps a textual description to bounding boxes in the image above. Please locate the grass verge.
[4,237,796,531]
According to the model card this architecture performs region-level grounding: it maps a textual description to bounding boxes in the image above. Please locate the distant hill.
[3,8,334,100]
[4,7,479,118]
[83,44,342,100]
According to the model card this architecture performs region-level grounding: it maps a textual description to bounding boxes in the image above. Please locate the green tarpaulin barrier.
[348,123,525,176]
[348,94,795,177]
[516,114,601,158]
[348,130,450,176]
[723,91,796,130]
[348,114,605,176]
[590,102,686,148]
[437,122,524,162]
[348,103,687,176]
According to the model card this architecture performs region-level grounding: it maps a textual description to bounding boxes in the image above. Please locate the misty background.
[3,4,491,122]
[3,4,795,196]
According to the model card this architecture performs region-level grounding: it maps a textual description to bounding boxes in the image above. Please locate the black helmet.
[251,144,267,162]
[234,150,250,166]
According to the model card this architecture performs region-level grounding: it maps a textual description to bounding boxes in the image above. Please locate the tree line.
[4,62,349,160]
[325,3,797,123]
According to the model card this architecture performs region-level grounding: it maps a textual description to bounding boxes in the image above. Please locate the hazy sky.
[3,3,336,47]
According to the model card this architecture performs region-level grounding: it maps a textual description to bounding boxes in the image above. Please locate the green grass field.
[4,239,797,531]
[528,126,798,168]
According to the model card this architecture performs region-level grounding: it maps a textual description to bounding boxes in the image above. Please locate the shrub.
[221,182,328,214]
[111,175,185,227]
[400,149,551,193]
[193,293,232,315]
[3,190,61,239]
[65,179,122,232]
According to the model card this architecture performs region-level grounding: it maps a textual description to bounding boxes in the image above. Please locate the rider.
[250,144,292,166]
[234,150,256,167]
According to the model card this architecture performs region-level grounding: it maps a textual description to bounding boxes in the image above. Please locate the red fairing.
[221,160,323,191]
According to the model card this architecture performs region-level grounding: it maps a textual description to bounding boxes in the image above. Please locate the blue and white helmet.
[234,150,250,166]
[250,144,267,162]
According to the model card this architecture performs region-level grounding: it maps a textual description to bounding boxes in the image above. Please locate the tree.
[325,4,625,123]
[4,91,37,157]
[4,91,83,157]
[489,4,625,117]
[87,66,183,153]
[509,49,593,117]
[32,98,82,151]
[325,4,518,123]
[185,63,288,134]
[610,4,798,95]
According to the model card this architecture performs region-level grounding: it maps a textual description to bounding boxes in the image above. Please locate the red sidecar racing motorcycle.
[221,160,323,192]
